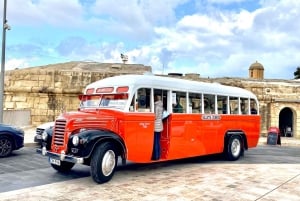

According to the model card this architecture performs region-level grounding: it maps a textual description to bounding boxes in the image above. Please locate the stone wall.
[4,62,151,126]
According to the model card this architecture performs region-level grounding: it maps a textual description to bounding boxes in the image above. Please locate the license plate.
[49,158,61,166]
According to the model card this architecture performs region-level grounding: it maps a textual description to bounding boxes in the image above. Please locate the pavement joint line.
[254,172,300,201]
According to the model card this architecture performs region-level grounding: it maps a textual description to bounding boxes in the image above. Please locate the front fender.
[68,129,126,159]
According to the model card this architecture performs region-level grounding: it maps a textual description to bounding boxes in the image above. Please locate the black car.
[34,122,54,149]
[0,123,24,157]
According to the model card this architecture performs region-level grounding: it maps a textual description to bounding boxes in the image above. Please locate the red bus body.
[38,74,260,183]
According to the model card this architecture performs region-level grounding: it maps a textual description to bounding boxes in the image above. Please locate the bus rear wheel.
[225,135,242,161]
[90,142,117,184]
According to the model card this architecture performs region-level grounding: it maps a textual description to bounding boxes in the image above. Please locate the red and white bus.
[38,74,260,183]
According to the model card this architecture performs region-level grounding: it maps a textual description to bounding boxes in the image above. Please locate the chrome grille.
[53,119,66,146]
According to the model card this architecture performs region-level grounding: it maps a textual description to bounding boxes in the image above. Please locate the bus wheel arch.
[224,132,245,161]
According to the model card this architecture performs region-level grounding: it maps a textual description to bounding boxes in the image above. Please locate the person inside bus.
[152,95,163,160]
[250,102,257,114]
[241,103,247,114]
[222,99,227,114]
[173,99,183,113]
[204,100,211,114]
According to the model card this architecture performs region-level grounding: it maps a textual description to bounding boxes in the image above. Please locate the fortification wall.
[4,62,151,125]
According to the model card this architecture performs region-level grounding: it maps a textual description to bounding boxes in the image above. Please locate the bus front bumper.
[36,147,84,164]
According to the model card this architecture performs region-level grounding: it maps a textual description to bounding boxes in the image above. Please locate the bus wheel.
[225,135,242,161]
[50,160,75,172]
[90,142,117,184]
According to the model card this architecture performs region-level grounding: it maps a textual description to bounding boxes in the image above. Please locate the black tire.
[225,135,243,161]
[50,160,75,172]
[90,142,118,184]
[0,136,13,158]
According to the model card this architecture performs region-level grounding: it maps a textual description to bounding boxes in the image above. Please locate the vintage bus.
[37,74,260,184]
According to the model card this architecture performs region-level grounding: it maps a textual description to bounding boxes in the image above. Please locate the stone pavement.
[2,126,299,201]
[1,154,300,201]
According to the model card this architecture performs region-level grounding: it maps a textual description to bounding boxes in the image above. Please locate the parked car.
[0,123,24,157]
[34,122,54,149]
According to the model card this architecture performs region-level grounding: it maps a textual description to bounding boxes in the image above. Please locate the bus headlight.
[72,135,79,146]
[42,131,48,141]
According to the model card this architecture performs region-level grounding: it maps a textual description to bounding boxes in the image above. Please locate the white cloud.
[8,0,84,27]
[3,0,300,79]
[5,59,30,70]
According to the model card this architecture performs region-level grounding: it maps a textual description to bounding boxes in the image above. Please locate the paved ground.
[5,126,297,201]
[0,147,300,201]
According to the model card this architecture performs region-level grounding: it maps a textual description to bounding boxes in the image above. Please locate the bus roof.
[85,74,257,99]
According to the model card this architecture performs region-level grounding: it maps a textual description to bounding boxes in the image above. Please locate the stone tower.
[249,61,264,79]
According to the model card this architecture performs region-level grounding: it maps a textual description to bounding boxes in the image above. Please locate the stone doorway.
[279,107,293,137]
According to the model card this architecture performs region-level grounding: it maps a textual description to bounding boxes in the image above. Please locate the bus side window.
[129,95,136,112]
[217,95,228,114]
[203,94,215,114]
[240,98,248,114]
[250,99,258,114]
[154,89,169,116]
[230,97,238,114]
[172,91,186,113]
[137,88,151,112]
[189,92,201,113]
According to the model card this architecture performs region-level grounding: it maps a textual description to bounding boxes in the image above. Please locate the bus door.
[154,89,170,159]
[200,94,218,154]
[125,87,154,162]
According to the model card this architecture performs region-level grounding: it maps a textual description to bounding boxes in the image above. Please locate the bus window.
[217,95,228,114]
[129,94,136,112]
[240,98,248,114]
[250,99,258,114]
[80,95,101,108]
[172,91,185,113]
[100,94,128,109]
[154,89,169,112]
[230,97,239,114]
[189,93,202,113]
[203,94,215,114]
[137,88,151,112]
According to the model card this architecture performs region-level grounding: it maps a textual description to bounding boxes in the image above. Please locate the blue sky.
[1,0,300,79]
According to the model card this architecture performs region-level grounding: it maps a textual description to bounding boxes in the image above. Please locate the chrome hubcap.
[102,150,116,176]
[231,138,241,157]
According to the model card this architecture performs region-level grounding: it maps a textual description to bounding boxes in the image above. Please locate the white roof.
[85,74,257,99]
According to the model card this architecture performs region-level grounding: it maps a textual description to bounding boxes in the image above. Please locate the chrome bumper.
[36,147,84,164]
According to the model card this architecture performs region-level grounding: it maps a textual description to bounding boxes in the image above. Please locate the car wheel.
[225,135,242,161]
[90,142,117,184]
[0,136,13,157]
[50,160,75,172]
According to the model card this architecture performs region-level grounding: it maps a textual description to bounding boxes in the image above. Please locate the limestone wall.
[4,62,151,126]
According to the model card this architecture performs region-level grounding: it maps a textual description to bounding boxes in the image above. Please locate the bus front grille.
[53,120,66,146]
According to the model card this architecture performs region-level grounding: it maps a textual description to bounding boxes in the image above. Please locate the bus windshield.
[79,94,129,110]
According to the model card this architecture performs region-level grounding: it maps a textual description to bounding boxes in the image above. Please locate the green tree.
[294,66,300,79]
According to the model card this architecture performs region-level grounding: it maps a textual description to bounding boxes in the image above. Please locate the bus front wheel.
[90,142,118,184]
[225,135,242,161]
